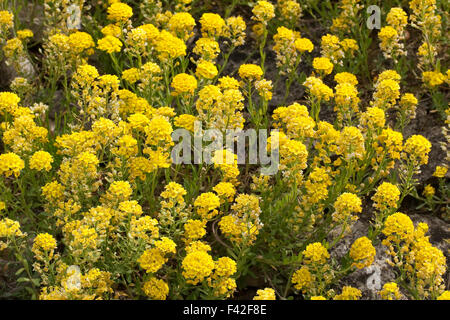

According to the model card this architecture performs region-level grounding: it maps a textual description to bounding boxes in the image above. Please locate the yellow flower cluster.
[238,64,263,82]
[333,192,362,223]
[0,152,25,178]
[302,242,330,265]
[199,13,225,39]
[320,34,358,65]
[171,73,198,96]
[32,233,57,254]
[372,182,400,212]
[29,151,54,172]
[382,213,447,298]
[142,277,169,300]
[107,2,133,23]
[403,135,432,166]
[252,1,275,25]
[349,237,376,269]
[379,282,402,300]
[334,286,362,300]
[194,192,221,220]
[182,250,215,284]
[253,288,276,300]
[313,57,334,76]
[0,1,447,302]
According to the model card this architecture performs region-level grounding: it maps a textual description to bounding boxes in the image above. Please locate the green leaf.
[15,268,25,276]
[17,277,30,283]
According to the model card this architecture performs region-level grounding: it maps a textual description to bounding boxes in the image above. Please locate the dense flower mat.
[0,0,449,300]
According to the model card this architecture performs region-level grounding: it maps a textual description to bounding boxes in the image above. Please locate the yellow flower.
[171,73,198,96]
[372,78,400,110]
[238,64,263,81]
[130,216,159,241]
[121,68,141,84]
[253,288,276,300]
[313,57,334,75]
[334,286,362,300]
[17,29,34,40]
[399,93,418,119]
[423,184,435,199]
[387,7,408,31]
[0,218,23,238]
[0,152,25,178]
[68,31,95,55]
[194,192,221,220]
[199,13,225,38]
[378,26,398,41]
[103,180,133,203]
[168,12,196,40]
[161,182,187,204]
[302,242,329,265]
[97,35,122,54]
[144,115,174,147]
[29,151,53,172]
[334,72,358,85]
[195,60,218,80]
[0,10,14,29]
[340,38,358,54]
[140,24,160,45]
[292,267,313,292]
[214,257,237,278]
[350,237,376,269]
[294,38,314,53]
[433,166,447,178]
[118,200,143,217]
[422,71,445,87]
[0,91,20,114]
[41,181,65,202]
[193,37,220,61]
[360,107,385,129]
[155,30,186,61]
[224,16,246,47]
[279,0,302,25]
[154,237,177,254]
[213,182,236,203]
[334,82,359,121]
[184,219,207,240]
[255,79,273,100]
[372,182,400,212]
[182,250,215,285]
[303,76,334,101]
[320,33,342,63]
[142,278,169,300]
[379,282,402,300]
[403,134,432,166]
[382,212,414,244]
[174,114,197,132]
[333,192,362,222]
[138,248,167,273]
[101,24,122,37]
[185,241,211,254]
[3,38,23,58]
[437,291,450,300]
[33,233,57,253]
[336,126,365,160]
[252,1,275,24]
[107,2,133,23]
